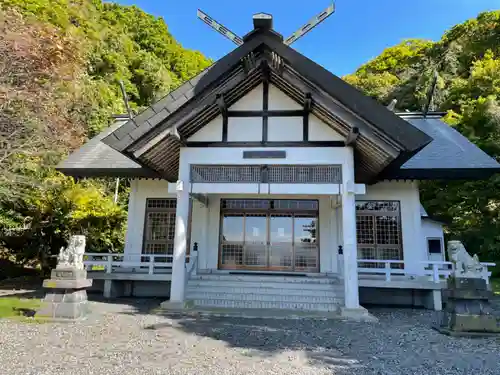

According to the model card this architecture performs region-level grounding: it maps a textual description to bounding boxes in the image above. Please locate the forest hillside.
[0,1,498,275]
[0,0,210,274]
[344,11,500,268]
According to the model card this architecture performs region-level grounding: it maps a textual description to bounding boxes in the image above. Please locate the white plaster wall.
[123,179,174,257]
[422,219,445,262]
[357,181,425,274]
[187,116,222,142]
[227,117,262,141]
[185,83,348,144]
[268,84,302,110]
[179,147,350,273]
[181,147,349,166]
[309,114,344,141]
[268,117,303,141]
[229,84,263,110]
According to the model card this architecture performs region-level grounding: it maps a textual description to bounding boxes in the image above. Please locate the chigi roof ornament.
[197,3,335,47]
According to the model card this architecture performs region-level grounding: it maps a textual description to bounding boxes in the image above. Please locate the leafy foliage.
[1,1,499,277]
[0,1,210,272]
[344,11,500,271]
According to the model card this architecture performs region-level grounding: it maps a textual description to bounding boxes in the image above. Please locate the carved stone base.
[436,277,500,337]
[38,268,92,321]
[38,290,90,320]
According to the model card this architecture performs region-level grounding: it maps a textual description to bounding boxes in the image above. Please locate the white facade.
[422,219,446,262]
[100,83,449,314]
[124,179,436,274]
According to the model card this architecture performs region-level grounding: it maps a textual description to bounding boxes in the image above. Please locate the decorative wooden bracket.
[241,52,257,74]
[270,51,284,74]
[345,127,359,146]
[304,92,312,111]
[170,127,186,146]
[190,193,209,207]
[216,93,227,115]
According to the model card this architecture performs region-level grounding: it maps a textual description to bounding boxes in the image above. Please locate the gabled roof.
[383,116,500,180]
[56,118,160,178]
[57,113,500,182]
[103,30,431,156]
[96,25,432,182]
[57,18,499,183]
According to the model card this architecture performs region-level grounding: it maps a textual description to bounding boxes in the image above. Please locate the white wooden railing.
[357,259,496,284]
[84,253,193,275]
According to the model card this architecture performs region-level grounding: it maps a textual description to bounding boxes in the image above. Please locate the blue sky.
[116,0,499,76]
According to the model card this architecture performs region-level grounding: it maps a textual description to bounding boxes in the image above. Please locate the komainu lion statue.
[56,235,86,270]
[447,240,484,278]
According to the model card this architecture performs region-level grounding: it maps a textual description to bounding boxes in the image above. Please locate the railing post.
[106,255,112,274]
[385,262,391,282]
[432,263,439,283]
[482,266,489,285]
[149,255,154,275]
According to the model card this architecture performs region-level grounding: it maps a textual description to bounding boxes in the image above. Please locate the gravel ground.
[0,297,499,375]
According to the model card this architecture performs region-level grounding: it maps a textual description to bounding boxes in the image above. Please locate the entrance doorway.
[219,199,319,272]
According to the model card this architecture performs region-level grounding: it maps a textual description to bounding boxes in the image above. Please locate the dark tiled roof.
[404,117,500,169]
[56,119,159,178]
[384,117,500,179]
[58,116,500,181]
[102,66,214,152]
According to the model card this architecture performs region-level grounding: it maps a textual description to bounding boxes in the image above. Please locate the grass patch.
[491,279,500,295]
[0,297,41,320]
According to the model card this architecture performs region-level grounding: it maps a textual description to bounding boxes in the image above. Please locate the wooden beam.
[262,61,269,143]
[303,92,312,141]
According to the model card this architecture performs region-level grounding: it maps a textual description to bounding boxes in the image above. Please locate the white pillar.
[170,180,190,302]
[342,148,360,309]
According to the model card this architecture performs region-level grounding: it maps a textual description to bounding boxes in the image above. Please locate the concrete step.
[190,274,341,284]
[186,285,343,297]
[191,298,341,312]
[187,280,344,292]
[188,291,344,304]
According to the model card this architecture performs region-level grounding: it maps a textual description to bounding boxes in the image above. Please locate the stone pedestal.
[436,277,500,337]
[37,268,92,320]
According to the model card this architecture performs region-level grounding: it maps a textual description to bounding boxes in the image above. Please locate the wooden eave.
[103,29,431,183]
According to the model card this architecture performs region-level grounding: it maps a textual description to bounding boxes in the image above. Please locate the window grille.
[267,165,341,184]
[221,199,319,211]
[143,198,177,256]
[191,165,261,183]
[190,164,341,184]
[356,201,403,268]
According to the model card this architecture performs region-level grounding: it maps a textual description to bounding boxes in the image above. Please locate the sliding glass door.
[219,199,319,272]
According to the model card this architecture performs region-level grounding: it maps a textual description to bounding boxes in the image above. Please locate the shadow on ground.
[147,313,366,371]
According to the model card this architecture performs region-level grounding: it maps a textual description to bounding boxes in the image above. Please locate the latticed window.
[143,198,177,255]
[356,200,402,268]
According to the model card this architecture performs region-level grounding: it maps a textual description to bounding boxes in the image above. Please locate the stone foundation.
[436,277,500,337]
[37,268,92,320]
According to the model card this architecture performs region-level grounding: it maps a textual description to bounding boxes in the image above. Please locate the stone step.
[188,291,344,304]
[190,274,341,284]
[186,285,343,297]
[187,280,343,292]
[190,298,341,312]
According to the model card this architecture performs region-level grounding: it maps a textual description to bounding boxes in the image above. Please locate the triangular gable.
[186,84,344,143]
[98,24,433,182]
